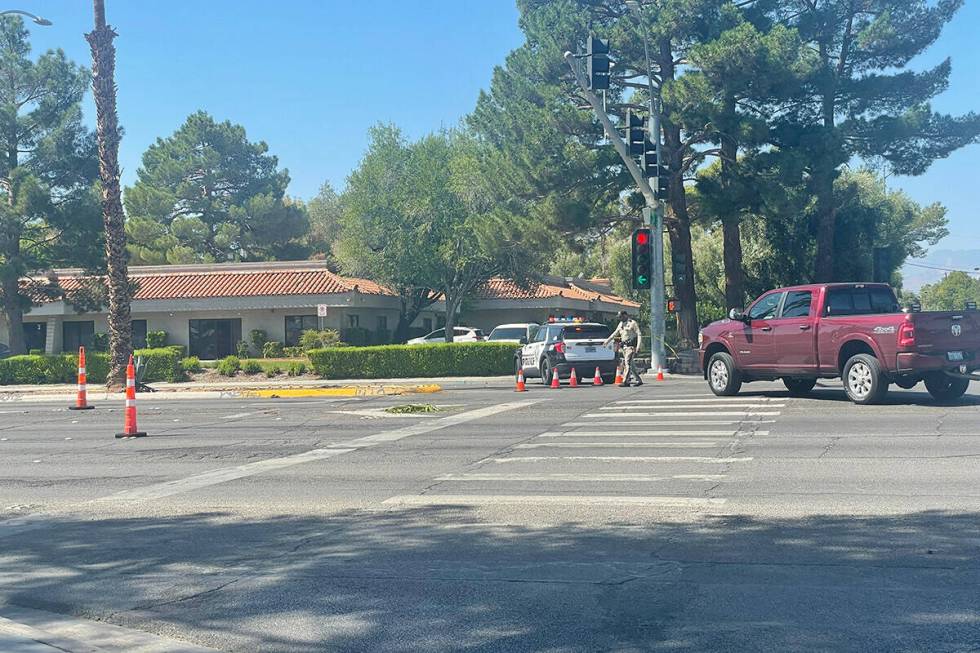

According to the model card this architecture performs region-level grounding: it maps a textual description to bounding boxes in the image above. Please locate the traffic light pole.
[562,50,666,374]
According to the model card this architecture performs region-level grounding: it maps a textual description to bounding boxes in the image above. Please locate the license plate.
[585,346,596,353]
[948,351,964,361]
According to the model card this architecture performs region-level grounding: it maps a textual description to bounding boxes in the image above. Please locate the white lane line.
[494,455,753,463]
[91,400,541,503]
[599,404,784,410]
[93,448,358,502]
[542,431,755,437]
[0,605,220,652]
[220,411,258,420]
[434,473,726,482]
[516,442,738,449]
[382,494,727,507]
[582,411,781,417]
[562,420,775,427]
[612,398,779,404]
[533,440,718,447]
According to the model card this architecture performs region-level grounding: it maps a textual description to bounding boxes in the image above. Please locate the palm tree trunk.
[86,0,132,388]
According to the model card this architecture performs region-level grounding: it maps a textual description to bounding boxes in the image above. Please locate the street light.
[0,9,52,25]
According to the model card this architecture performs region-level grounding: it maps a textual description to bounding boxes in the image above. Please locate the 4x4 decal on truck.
[873,326,896,334]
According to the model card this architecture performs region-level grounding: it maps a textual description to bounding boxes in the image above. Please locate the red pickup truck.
[698,283,980,404]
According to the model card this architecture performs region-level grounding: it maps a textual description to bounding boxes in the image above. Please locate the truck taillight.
[898,322,916,348]
[554,342,566,355]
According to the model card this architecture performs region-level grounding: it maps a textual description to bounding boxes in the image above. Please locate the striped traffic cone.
[569,368,579,388]
[68,347,95,411]
[115,356,146,438]
[613,364,624,385]
[550,368,561,389]
[657,366,665,382]
[515,368,526,392]
[593,366,603,386]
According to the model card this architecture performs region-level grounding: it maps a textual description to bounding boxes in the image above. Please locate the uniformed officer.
[605,311,643,387]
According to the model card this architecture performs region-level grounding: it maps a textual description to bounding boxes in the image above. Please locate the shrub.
[265,365,282,378]
[166,344,187,357]
[235,340,250,358]
[242,360,263,375]
[249,329,268,354]
[134,348,184,382]
[180,356,202,374]
[90,332,109,352]
[299,329,340,351]
[28,349,44,356]
[282,346,304,358]
[262,340,284,358]
[287,361,307,376]
[307,342,519,379]
[0,353,107,385]
[216,355,241,377]
[145,330,168,348]
[340,327,372,347]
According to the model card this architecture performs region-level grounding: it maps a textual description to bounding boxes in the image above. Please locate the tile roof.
[28,262,638,308]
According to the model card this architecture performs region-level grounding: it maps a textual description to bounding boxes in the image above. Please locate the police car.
[516,317,617,384]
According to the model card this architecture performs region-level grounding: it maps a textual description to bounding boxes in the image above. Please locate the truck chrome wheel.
[847,361,873,398]
[709,359,729,391]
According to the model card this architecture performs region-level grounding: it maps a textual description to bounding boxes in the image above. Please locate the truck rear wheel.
[924,373,970,402]
[707,352,742,396]
[842,354,888,405]
[783,378,816,397]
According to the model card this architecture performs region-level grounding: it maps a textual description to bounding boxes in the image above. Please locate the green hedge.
[307,342,520,379]
[0,347,181,385]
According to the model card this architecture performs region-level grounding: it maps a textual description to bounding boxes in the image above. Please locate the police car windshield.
[489,328,526,340]
[561,324,609,339]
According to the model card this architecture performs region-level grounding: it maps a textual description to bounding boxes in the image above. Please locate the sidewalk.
[0,375,515,402]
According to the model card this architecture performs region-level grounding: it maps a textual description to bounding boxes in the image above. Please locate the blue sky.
[17,0,980,261]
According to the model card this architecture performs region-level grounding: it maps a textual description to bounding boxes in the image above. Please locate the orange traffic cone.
[550,368,561,389]
[614,364,624,385]
[115,356,146,438]
[68,346,95,411]
[656,366,665,382]
[515,368,526,392]
[593,366,603,386]
[569,368,579,388]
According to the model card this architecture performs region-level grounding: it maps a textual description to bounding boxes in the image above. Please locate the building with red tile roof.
[7,261,638,356]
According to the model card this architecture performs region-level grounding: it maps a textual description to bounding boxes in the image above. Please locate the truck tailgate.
[912,311,980,357]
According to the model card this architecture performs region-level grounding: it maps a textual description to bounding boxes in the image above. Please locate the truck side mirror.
[519,337,528,345]
[728,308,747,323]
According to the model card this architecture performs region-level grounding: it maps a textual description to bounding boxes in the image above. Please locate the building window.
[132,320,148,349]
[188,319,242,359]
[23,323,47,353]
[63,321,95,353]
[285,315,318,347]
[348,314,360,328]
[422,318,432,332]
[376,316,388,331]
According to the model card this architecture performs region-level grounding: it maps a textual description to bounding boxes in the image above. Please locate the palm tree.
[85,0,132,388]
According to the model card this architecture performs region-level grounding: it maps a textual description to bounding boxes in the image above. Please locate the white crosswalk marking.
[390,388,787,512]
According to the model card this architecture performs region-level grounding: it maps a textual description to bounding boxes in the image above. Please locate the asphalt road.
[1,376,979,652]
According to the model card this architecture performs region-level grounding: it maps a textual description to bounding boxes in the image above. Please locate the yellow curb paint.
[246,384,442,399]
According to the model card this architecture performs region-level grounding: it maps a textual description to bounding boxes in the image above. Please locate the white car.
[487,323,539,344]
[407,327,486,345]
[516,319,617,384]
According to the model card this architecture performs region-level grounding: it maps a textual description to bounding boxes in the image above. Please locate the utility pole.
[563,49,666,373]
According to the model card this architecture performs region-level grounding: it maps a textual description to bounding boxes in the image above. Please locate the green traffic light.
[637,274,648,285]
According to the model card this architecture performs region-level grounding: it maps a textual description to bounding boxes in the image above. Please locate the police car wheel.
[539,359,552,385]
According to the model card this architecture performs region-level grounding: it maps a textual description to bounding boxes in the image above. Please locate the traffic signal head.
[626,110,645,156]
[667,298,678,313]
[656,175,668,201]
[631,228,653,290]
[587,36,609,90]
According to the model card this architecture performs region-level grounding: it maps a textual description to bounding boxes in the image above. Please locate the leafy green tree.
[768,0,980,281]
[0,16,102,354]
[337,125,548,342]
[125,111,308,264]
[306,182,343,261]
[919,271,980,311]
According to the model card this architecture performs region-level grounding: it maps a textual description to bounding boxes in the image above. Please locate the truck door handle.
[760,326,772,332]
[799,325,811,331]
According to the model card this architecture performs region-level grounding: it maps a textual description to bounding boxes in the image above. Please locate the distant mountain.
[902,249,980,292]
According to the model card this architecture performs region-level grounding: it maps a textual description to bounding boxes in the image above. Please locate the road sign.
[317,304,328,317]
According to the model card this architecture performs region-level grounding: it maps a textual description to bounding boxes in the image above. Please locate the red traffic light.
[635,231,650,245]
